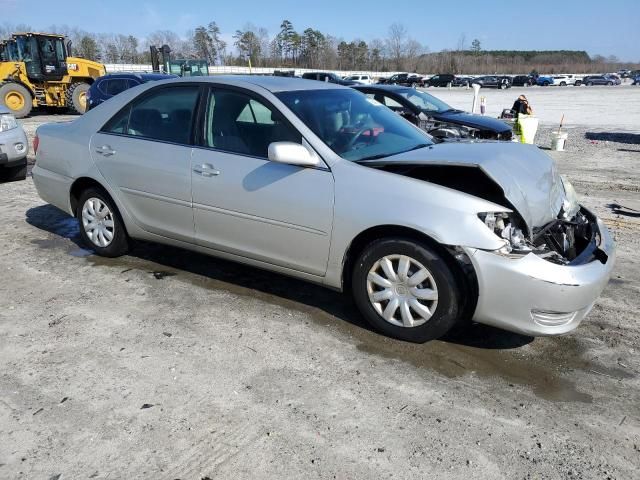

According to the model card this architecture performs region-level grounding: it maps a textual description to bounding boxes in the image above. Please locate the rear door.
[90,84,200,242]
[190,86,334,276]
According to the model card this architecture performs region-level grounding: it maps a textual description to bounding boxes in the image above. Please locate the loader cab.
[13,33,67,82]
[166,59,209,77]
[0,39,19,62]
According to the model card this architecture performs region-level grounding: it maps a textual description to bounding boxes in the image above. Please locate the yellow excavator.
[0,32,106,118]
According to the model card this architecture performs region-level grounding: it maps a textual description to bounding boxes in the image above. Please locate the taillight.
[33,134,39,155]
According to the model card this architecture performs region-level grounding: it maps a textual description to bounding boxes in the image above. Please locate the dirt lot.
[1,87,639,479]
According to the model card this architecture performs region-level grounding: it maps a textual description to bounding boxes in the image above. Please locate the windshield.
[276,89,433,162]
[394,88,453,113]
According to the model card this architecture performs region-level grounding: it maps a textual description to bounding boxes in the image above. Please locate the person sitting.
[512,95,533,117]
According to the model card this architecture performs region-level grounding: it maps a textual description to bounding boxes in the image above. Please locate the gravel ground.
[1,89,639,479]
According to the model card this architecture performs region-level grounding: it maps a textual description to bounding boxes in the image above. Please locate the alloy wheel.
[366,254,438,328]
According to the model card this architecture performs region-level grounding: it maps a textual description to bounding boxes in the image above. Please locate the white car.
[0,107,29,182]
[345,74,373,85]
[552,75,583,86]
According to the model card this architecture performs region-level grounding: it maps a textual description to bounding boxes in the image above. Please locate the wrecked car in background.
[355,84,513,140]
[32,76,615,343]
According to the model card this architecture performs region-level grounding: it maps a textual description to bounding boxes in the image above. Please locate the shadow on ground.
[585,132,640,144]
[28,204,630,403]
[26,204,532,351]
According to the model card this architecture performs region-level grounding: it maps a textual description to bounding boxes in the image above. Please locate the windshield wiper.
[357,143,431,162]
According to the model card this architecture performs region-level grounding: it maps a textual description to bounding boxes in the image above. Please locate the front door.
[191,87,334,276]
[90,84,200,242]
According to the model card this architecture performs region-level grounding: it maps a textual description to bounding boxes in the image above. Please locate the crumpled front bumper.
[465,214,616,336]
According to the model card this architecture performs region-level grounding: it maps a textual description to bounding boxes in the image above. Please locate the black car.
[354,84,513,141]
[452,76,473,87]
[86,72,176,111]
[301,72,357,86]
[512,75,535,87]
[377,73,423,87]
[423,74,455,87]
[471,75,511,89]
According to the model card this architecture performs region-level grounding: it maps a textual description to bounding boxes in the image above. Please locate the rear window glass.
[101,86,199,145]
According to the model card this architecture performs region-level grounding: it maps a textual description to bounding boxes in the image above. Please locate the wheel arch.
[69,176,107,213]
[341,224,479,322]
[69,175,133,238]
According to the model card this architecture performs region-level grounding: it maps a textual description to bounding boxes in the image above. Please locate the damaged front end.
[421,119,513,141]
[478,205,607,266]
[360,142,615,335]
[370,154,603,266]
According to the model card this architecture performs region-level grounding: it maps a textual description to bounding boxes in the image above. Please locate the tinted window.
[102,86,199,144]
[396,88,451,113]
[101,79,130,96]
[370,93,403,109]
[204,89,301,158]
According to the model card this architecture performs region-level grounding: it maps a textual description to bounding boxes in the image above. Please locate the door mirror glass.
[268,142,319,167]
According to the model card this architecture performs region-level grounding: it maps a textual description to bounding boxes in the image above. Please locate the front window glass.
[276,89,432,162]
[204,89,301,157]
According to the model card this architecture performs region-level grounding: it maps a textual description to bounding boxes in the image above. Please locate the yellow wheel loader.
[0,32,106,118]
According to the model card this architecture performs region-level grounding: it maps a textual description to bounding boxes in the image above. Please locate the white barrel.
[551,131,569,151]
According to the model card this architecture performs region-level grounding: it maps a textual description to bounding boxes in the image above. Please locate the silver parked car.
[32,76,615,342]
[0,106,29,181]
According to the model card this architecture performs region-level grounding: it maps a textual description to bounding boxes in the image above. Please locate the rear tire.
[0,83,32,118]
[351,238,461,343]
[76,187,129,257]
[66,82,90,114]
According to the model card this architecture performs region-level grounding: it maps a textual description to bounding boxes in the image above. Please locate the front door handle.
[193,163,220,177]
[96,145,116,157]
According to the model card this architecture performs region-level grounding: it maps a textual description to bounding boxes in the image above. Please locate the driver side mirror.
[268,142,319,167]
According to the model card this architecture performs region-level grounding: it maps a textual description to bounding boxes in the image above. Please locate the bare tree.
[387,23,407,70]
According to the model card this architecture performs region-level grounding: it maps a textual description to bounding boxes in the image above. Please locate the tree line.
[0,21,636,74]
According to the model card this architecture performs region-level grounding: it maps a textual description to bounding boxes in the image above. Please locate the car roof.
[155,75,347,92]
[100,72,176,81]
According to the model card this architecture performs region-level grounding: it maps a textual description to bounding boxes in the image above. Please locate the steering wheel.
[344,126,376,151]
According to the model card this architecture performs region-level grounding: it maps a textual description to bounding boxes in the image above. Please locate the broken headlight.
[478,212,531,254]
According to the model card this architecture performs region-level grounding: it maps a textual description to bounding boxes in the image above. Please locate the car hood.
[431,111,512,133]
[361,142,571,232]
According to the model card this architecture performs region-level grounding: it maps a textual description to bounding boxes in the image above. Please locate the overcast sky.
[2,0,639,61]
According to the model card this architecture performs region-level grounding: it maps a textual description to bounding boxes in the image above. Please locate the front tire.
[76,187,129,257]
[66,82,90,114]
[351,238,461,343]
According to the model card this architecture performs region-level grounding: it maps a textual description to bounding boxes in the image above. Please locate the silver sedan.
[32,76,615,342]
[0,106,29,182]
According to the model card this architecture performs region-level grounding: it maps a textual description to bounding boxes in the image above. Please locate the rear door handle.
[193,163,220,177]
[96,145,116,157]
